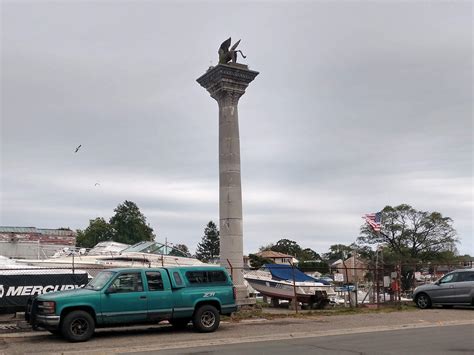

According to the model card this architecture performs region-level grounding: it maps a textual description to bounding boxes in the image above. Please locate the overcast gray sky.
[1,1,472,256]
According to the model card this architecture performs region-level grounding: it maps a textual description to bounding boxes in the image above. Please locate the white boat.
[51,241,129,258]
[244,264,336,308]
[15,241,207,276]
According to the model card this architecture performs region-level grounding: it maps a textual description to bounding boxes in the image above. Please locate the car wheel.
[192,305,220,333]
[169,318,190,329]
[415,293,432,309]
[61,310,95,342]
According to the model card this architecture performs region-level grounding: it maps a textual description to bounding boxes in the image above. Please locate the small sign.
[334,273,344,282]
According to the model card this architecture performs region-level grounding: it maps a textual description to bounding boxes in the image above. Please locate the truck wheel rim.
[201,311,215,328]
[71,318,89,336]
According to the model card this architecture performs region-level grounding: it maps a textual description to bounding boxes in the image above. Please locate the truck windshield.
[85,271,116,290]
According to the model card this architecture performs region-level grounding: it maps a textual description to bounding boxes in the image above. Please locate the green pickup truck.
[25,266,238,342]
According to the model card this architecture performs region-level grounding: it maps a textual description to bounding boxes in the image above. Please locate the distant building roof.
[0,226,74,236]
[37,229,75,236]
[0,227,38,233]
[256,250,293,258]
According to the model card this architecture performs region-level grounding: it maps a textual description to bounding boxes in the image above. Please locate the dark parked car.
[413,269,474,309]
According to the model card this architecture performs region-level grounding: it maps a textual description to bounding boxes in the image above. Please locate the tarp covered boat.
[244,264,336,307]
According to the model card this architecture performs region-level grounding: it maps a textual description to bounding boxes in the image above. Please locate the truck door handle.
[140,296,147,299]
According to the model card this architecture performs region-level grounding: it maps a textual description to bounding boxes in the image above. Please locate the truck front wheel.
[61,310,95,342]
[192,305,220,333]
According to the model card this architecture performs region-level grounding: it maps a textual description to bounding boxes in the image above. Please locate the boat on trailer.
[244,264,336,308]
[15,241,207,276]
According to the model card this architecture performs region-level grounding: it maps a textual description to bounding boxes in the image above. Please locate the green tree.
[322,244,354,262]
[195,221,220,262]
[259,243,274,252]
[260,240,321,263]
[248,253,273,269]
[76,217,115,248]
[298,261,330,274]
[169,244,190,257]
[109,200,155,245]
[357,204,458,263]
[299,248,321,262]
[270,238,303,257]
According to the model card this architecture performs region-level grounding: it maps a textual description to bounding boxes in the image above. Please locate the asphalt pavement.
[129,324,474,355]
[0,308,472,354]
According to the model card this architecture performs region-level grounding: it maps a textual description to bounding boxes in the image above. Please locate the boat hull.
[245,276,332,303]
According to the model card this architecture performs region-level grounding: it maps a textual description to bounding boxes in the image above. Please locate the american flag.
[363,212,382,232]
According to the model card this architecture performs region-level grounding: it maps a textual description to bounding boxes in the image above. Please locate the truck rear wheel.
[61,310,95,342]
[192,305,220,333]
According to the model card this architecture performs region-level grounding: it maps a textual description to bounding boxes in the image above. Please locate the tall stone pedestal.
[197,64,258,305]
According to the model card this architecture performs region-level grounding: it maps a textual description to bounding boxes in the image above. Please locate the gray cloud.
[1,1,472,255]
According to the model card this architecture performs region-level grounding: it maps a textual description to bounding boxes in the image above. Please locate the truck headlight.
[38,301,56,314]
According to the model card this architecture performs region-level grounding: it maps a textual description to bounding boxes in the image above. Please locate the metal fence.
[1,259,471,313]
[226,260,473,309]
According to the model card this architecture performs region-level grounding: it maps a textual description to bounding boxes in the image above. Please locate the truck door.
[100,271,148,324]
[145,270,174,321]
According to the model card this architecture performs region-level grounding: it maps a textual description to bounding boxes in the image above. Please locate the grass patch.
[224,303,417,322]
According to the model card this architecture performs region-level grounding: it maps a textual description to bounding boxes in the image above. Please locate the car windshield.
[85,271,115,290]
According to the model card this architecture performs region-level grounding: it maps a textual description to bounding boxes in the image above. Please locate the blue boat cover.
[264,264,330,284]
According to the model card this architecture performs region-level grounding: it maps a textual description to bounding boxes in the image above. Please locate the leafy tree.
[260,239,321,263]
[300,248,321,262]
[298,261,330,274]
[195,221,220,262]
[357,204,458,263]
[322,244,354,262]
[248,253,273,269]
[168,244,190,257]
[76,217,115,249]
[259,243,274,252]
[109,200,155,245]
[270,239,303,257]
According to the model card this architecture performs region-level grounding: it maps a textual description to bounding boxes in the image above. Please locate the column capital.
[197,64,259,104]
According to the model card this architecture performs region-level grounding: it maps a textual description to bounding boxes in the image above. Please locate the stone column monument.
[197,38,258,303]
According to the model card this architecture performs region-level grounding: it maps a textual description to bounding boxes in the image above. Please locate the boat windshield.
[85,271,116,290]
[121,241,188,257]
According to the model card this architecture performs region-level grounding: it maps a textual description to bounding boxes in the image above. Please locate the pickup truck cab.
[26,266,237,342]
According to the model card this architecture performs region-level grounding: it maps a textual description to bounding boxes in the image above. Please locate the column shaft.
[218,101,243,285]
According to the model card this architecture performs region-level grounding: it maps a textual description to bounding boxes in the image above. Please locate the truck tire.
[169,318,191,329]
[192,305,220,333]
[61,310,95,342]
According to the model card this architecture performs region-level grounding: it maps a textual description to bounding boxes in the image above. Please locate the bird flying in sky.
[74,144,82,153]
[94,183,100,187]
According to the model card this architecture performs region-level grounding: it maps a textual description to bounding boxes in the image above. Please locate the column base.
[234,284,256,306]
